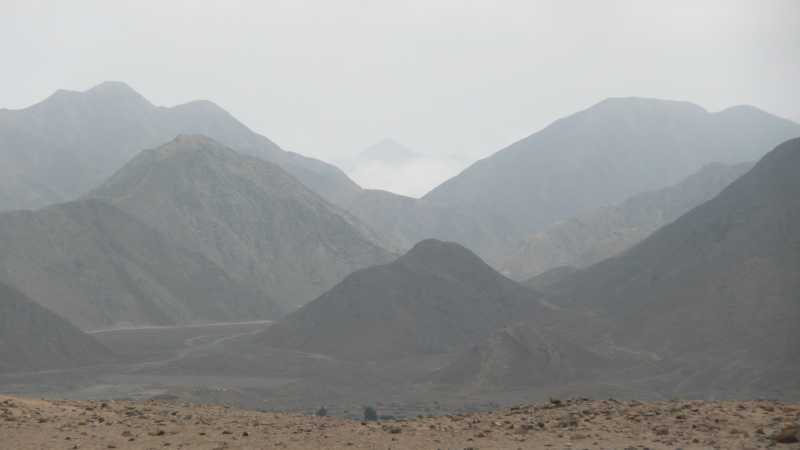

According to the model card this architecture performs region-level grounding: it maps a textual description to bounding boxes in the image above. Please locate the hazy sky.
[3,0,799,167]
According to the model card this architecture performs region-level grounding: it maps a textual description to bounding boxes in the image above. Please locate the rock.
[772,425,799,443]
[653,425,669,436]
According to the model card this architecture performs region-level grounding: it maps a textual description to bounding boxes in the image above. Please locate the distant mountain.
[90,135,393,310]
[0,199,276,330]
[256,239,550,361]
[423,98,800,262]
[0,281,112,372]
[523,266,580,293]
[346,189,505,253]
[501,162,753,280]
[547,137,800,367]
[0,81,360,211]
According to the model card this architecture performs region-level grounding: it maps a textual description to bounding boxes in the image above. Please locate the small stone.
[653,425,669,435]
[772,425,799,443]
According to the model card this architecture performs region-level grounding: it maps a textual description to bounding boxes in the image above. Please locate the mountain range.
[4,83,797,272]
[0,81,360,212]
[0,199,276,330]
[420,98,800,262]
[90,135,393,310]
[545,137,800,372]
[501,161,753,280]
[256,239,552,361]
[1,82,799,401]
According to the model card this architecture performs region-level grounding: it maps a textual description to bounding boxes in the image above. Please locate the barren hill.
[0,199,275,330]
[90,135,392,310]
[0,283,112,372]
[0,81,359,211]
[502,161,752,280]
[423,98,800,261]
[256,239,548,360]
[547,137,800,369]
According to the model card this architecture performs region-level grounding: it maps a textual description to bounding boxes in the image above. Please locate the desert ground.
[2,395,799,450]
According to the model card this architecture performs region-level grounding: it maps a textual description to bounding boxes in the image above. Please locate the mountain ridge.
[255,239,549,361]
[0,281,113,372]
[0,81,360,211]
[90,135,393,310]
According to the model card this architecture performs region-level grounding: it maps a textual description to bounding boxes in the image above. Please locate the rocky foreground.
[1,396,799,450]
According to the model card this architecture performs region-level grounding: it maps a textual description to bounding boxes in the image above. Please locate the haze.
[3,1,800,446]
[3,0,799,195]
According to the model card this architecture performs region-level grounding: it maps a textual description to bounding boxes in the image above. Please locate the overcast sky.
[3,0,799,167]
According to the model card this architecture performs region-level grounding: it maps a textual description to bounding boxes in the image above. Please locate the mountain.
[90,135,393,310]
[255,239,550,361]
[0,281,112,372]
[431,321,609,389]
[0,81,360,211]
[423,98,800,262]
[546,137,800,367]
[523,266,580,293]
[0,199,276,330]
[501,162,753,280]
[346,189,506,253]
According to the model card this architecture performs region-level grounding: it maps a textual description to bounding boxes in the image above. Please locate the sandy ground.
[1,395,799,449]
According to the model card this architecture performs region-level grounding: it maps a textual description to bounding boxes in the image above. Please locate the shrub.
[363,406,378,421]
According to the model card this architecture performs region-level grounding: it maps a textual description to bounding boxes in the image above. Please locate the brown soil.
[1,395,798,449]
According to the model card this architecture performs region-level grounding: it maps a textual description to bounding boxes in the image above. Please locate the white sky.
[3,0,799,167]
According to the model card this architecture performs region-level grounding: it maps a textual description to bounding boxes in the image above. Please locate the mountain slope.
[0,282,112,372]
[256,239,550,361]
[547,137,800,365]
[0,81,359,211]
[423,98,800,261]
[0,199,276,330]
[90,135,393,310]
[432,321,609,389]
[346,189,507,254]
[501,161,752,280]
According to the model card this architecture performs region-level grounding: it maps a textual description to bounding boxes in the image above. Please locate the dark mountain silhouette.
[422,98,800,262]
[501,161,753,280]
[90,135,393,310]
[0,281,112,372]
[0,199,276,330]
[547,137,800,367]
[0,81,360,211]
[256,239,550,361]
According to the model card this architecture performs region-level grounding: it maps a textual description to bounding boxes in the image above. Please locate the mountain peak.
[400,239,483,266]
[148,134,237,161]
[588,97,708,116]
[84,81,152,106]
